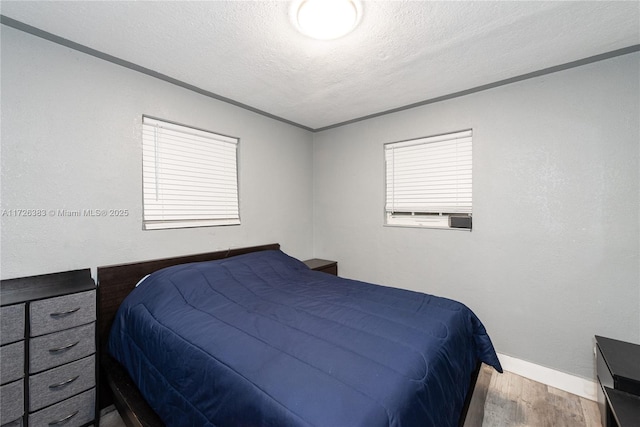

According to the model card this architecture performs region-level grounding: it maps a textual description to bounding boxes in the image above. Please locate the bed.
[98,243,501,427]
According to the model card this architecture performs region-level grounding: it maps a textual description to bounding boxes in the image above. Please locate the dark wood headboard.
[96,243,280,415]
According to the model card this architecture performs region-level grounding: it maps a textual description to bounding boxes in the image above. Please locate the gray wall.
[2,22,639,382]
[312,52,640,380]
[1,26,314,279]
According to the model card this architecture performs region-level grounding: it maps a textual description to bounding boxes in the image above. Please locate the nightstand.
[595,335,640,427]
[303,259,338,276]
[1,269,97,427]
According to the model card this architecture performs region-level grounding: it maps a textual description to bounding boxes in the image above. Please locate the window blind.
[385,130,472,218]
[142,117,240,230]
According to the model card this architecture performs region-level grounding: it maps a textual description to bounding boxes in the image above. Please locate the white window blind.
[142,117,240,230]
[385,129,472,228]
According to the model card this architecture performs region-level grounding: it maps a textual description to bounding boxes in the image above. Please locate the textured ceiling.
[1,1,639,130]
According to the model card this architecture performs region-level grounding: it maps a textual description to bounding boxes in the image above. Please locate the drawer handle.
[48,375,80,390]
[48,410,79,426]
[50,307,80,318]
[48,341,79,354]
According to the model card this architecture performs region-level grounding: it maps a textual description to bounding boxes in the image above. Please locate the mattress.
[108,249,502,426]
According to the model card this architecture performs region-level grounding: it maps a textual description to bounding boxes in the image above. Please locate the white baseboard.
[497,353,598,401]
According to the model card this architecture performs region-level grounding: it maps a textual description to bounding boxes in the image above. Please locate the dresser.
[595,335,640,427]
[0,269,97,427]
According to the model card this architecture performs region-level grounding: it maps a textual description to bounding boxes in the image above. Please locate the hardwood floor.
[100,366,602,427]
[478,365,602,427]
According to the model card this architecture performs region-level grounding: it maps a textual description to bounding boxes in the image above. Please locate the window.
[142,116,240,230]
[384,129,472,230]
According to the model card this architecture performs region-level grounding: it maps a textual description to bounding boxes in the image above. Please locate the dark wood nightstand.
[303,259,338,276]
[595,335,640,427]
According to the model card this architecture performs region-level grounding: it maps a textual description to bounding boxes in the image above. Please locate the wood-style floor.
[100,366,602,427]
[474,365,602,427]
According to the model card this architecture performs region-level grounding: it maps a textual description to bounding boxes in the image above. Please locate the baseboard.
[497,353,598,401]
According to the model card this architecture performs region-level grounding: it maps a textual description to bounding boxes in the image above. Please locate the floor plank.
[581,396,603,427]
[480,366,601,427]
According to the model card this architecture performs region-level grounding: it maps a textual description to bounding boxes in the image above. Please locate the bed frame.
[96,243,486,427]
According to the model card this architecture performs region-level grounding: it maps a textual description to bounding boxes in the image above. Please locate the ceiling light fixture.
[291,0,362,40]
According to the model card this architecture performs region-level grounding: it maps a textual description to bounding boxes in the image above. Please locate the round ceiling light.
[292,0,362,40]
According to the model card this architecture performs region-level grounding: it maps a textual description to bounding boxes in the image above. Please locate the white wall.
[312,52,640,380]
[0,26,314,279]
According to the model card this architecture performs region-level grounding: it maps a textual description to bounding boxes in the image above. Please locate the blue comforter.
[109,250,501,427]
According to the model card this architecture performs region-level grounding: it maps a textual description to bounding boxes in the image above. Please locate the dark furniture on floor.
[98,244,490,427]
[303,258,338,275]
[595,335,640,427]
[0,269,97,427]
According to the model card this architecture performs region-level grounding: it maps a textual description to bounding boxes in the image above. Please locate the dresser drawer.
[1,304,25,345]
[29,356,95,412]
[28,388,95,427]
[29,323,95,374]
[30,291,96,337]
[0,380,24,425]
[0,341,24,385]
